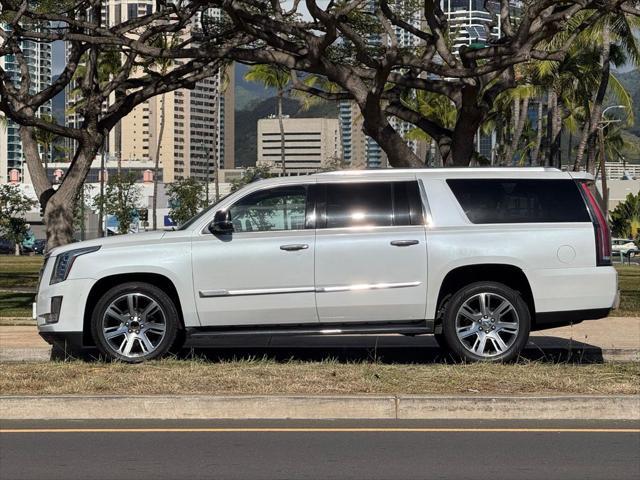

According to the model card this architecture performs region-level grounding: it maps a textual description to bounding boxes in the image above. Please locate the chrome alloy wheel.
[101,293,167,358]
[455,292,520,358]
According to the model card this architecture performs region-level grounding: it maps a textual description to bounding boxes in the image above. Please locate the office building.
[257,117,342,175]
[65,1,235,184]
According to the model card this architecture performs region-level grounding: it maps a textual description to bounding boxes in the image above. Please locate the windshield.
[177,193,232,230]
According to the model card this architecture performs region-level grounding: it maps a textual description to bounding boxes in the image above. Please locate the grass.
[0,255,42,290]
[616,266,640,317]
[0,292,34,318]
[0,256,638,318]
[0,360,637,396]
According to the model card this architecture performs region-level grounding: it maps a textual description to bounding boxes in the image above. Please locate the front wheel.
[91,282,178,363]
[442,282,531,362]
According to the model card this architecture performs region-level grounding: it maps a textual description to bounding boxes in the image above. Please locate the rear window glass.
[446,179,590,224]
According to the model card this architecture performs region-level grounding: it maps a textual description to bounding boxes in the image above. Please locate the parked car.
[0,237,15,255]
[36,168,618,363]
[32,239,47,255]
[611,238,638,258]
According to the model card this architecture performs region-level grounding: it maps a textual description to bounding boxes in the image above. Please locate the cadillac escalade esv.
[36,168,618,362]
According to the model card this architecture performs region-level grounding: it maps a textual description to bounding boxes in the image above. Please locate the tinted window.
[447,179,590,224]
[229,186,307,232]
[322,181,423,228]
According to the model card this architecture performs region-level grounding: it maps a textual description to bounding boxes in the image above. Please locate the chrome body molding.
[199,286,315,298]
[199,281,421,298]
[316,281,421,293]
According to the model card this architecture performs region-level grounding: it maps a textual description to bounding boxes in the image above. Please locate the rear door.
[314,179,428,323]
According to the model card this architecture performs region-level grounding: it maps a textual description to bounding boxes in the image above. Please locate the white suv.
[36,168,618,363]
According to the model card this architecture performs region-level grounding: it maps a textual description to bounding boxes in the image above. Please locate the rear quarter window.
[446,179,591,224]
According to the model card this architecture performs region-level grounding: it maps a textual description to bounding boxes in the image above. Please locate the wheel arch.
[82,273,185,347]
[434,264,535,329]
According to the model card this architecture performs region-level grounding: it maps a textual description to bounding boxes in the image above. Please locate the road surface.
[1,419,639,480]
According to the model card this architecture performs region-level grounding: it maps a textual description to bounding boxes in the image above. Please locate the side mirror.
[209,210,234,235]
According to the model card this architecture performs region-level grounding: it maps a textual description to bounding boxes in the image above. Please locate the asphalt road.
[1,420,639,480]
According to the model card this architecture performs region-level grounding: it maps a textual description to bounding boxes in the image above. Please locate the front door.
[314,180,428,323]
[192,184,317,326]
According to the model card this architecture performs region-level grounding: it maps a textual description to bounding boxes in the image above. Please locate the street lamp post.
[597,105,627,218]
[202,140,210,204]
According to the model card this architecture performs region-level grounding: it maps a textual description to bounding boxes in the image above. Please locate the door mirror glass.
[209,210,234,234]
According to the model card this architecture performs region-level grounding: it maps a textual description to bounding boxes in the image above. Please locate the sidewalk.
[1,317,638,362]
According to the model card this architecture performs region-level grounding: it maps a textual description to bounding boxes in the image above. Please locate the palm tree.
[245,65,291,176]
[145,34,179,230]
[572,10,640,168]
[404,91,456,167]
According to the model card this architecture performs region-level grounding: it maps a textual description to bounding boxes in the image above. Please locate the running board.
[184,321,433,347]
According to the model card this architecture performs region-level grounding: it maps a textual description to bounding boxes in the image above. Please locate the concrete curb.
[2,395,638,420]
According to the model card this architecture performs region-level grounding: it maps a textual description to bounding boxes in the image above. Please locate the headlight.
[50,246,101,285]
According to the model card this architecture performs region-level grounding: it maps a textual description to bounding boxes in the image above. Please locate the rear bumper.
[533,308,611,331]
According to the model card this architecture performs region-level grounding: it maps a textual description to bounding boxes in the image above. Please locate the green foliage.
[92,173,141,235]
[230,165,273,193]
[610,191,640,239]
[0,184,37,246]
[244,64,290,92]
[167,178,207,227]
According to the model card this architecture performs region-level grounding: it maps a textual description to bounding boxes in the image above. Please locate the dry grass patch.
[1,360,638,396]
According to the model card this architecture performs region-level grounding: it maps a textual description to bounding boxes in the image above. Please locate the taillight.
[579,182,611,266]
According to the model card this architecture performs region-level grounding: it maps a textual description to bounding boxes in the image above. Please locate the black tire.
[91,282,178,363]
[442,281,530,363]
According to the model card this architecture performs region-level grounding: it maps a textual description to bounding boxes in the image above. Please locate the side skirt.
[184,320,434,348]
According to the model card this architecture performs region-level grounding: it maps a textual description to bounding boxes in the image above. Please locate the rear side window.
[447,179,590,224]
[320,181,423,228]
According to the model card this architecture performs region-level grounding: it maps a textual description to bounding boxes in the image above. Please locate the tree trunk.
[360,97,423,168]
[598,127,609,217]
[43,193,76,249]
[531,100,544,165]
[152,94,165,230]
[575,22,611,168]
[277,89,286,176]
[587,133,597,175]
[546,89,556,167]
[505,96,530,166]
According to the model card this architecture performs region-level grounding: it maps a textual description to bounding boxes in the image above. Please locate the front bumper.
[35,277,95,334]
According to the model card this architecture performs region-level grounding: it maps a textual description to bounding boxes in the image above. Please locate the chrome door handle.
[280,244,309,251]
[390,240,419,247]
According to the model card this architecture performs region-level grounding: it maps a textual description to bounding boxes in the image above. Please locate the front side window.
[229,186,308,232]
[321,181,423,228]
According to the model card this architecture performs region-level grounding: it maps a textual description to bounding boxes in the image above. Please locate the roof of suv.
[314,167,594,180]
[245,168,594,189]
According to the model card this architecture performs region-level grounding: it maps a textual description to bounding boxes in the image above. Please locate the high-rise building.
[338,1,422,169]
[444,1,522,162]
[257,117,341,175]
[0,33,52,183]
[65,1,234,183]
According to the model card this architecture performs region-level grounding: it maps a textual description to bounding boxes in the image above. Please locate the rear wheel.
[91,282,178,363]
[442,281,530,362]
